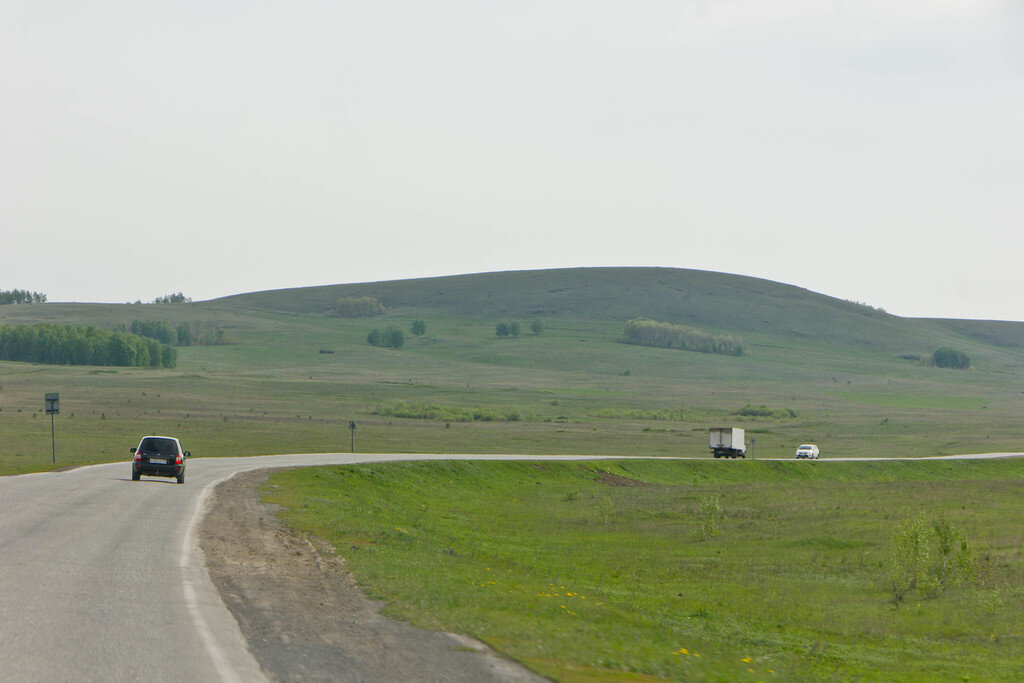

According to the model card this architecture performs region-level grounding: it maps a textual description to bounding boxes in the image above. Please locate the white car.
[795,444,819,459]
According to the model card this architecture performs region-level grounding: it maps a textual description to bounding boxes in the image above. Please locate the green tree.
[411,320,426,336]
[386,326,405,349]
[932,347,970,369]
[509,321,521,338]
[495,323,511,338]
[530,320,544,335]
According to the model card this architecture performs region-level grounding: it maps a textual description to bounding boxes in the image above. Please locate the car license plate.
[149,458,166,465]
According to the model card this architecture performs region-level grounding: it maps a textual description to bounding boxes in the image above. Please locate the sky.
[2,1,1022,319]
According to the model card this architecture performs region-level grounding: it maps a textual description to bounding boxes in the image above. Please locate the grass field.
[265,458,1024,681]
[3,268,1024,679]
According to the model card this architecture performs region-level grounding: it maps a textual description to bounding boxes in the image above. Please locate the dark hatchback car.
[131,435,190,483]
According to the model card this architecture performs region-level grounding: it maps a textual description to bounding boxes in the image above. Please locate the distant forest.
[0,289,46,305]
[0,323,176,368]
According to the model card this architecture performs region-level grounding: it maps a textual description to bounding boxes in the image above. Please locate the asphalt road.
[0,453,611,681]
[1,451,1021,681]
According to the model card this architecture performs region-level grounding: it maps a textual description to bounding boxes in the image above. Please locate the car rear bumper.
[133,464,184,478]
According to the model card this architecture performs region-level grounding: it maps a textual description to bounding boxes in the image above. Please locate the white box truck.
[709,427,745,459]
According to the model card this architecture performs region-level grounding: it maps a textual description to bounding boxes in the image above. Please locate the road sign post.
[45,393,60,464]
[349,421,357,453]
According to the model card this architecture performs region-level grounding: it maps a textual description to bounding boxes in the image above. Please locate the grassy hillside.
[1,267,1023,472]
[217,267,928,350]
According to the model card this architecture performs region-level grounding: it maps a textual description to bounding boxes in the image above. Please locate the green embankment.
[266,458,1024,681]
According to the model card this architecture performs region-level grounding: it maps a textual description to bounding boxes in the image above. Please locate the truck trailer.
[709,427,745,459]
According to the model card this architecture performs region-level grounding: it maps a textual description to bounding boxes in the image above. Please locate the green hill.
[216,267,906,348]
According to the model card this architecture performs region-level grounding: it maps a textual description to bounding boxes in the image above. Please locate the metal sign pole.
[349,421,356,453]
[45,393,60,464]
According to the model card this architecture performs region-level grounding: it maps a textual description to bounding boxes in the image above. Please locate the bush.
[334,296,385,318]
[889,514,978,603]
[732,404,798,419]
[411,320,426,336]
[496,322,511,338]
[697,494,723,540]
[372,402,522,422]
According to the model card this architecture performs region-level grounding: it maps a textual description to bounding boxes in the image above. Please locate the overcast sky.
[2,1,1021,319]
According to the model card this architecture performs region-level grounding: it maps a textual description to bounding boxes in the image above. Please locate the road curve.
[0,453,621,681]
[2,451,1022,681]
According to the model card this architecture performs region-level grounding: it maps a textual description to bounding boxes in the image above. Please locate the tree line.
[0,323,176,368]
[153,292,191,304]
[496,320,543,338]
[119,319,235,347]
[622,319,745,356]
[0,290,47,305]
[366,320,426,349]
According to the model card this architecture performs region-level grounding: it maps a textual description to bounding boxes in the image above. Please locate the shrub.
[889,514,978,603]
[495,323,511,338]
[411,320,426,336]
[732,404,798,419]
[372,402,522,422]
[697,494,723,540]
[334,296,385,318]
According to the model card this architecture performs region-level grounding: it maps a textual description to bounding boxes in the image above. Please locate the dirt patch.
[592,471,646,487]
[199,469,544,682]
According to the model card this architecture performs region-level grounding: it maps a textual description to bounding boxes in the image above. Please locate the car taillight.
[175,454,183,465]
[134,452,142,461]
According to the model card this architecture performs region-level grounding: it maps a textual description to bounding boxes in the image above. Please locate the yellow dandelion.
[742,657,753,663]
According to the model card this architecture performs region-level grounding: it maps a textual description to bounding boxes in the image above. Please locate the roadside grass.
[265,459,1024,681]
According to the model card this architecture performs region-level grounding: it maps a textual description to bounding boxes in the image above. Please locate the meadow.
[265,458,1024,681]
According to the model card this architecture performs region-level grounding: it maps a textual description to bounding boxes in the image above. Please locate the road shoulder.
[199,468,543,682]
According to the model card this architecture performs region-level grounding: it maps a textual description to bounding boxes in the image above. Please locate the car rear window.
[139,438,179,455]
